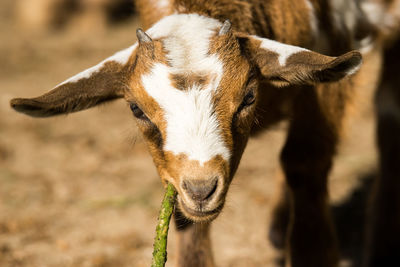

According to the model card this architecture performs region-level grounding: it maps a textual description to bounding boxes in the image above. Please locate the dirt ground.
[0,2,379,267]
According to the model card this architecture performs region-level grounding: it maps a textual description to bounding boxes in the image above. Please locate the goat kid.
[10,0,400,266]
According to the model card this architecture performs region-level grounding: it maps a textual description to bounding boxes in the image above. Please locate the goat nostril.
[206,179,218,199]
[182,178,218,202]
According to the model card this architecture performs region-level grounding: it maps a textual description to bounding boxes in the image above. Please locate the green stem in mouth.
[151,183,177,267]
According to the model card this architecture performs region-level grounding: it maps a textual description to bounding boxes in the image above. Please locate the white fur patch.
[359,36,374,54]
[146,14,223,72]
[142,63,230,165]
[56,44,137,87]
[305,0,318,38]
[346,61,362,76]
[361,2,386,26]
[254,36,307,66]
[330,0,358,34]
[362,1,400,33]
[140,14,230,165]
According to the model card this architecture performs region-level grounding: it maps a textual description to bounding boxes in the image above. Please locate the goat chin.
[177,199,223,223]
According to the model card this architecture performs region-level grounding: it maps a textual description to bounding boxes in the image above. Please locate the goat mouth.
[178,199,223,221]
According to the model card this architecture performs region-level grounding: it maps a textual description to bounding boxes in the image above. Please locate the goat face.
[125,17,258,221]
[10,14,362,222]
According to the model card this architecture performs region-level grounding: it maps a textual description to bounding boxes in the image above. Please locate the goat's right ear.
[238,34,362,87]
[10,44,138,117]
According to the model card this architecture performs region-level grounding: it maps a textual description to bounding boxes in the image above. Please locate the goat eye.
[129,103,148,120]
[242,91,256,107]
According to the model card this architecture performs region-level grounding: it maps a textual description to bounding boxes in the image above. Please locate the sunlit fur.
[10,0,400,267]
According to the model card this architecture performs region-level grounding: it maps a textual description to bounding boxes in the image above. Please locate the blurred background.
[0,0,379,266]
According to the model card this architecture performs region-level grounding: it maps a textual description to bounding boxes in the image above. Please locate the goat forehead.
[148,14,223,72]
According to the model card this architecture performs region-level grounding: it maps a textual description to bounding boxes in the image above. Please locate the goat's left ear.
[10,44,138,117]
[239,35,362,87]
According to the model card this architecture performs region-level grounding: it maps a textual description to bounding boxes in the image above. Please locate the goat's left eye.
[129,103,148,121]
[242,91,256,107]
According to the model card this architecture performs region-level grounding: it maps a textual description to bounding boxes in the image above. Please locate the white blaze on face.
[142,64,230,165]
[253,36,307,66]
[141,14,230,165]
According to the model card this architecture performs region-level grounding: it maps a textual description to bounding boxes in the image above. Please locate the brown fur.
[9,0,400,266]
[132,1,398,267]
[170,73,210,91]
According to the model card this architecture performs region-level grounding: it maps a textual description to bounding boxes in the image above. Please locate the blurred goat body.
[10,0,400,266]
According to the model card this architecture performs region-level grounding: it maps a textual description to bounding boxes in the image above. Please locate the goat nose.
[182,178,218,201]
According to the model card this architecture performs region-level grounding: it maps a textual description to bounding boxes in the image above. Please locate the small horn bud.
[136,28,152,43]
[219,20,231,35]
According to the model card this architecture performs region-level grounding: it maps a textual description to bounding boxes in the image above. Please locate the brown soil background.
[0,1,379,266]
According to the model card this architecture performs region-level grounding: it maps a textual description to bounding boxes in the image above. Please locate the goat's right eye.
[242,90,256,107]
[130,103,148,121]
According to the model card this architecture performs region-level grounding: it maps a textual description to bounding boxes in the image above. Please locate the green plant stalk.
[151,183,177,267]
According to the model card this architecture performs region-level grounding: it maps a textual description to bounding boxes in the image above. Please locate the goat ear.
[10,44,138,117]
[240,35,362,87]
